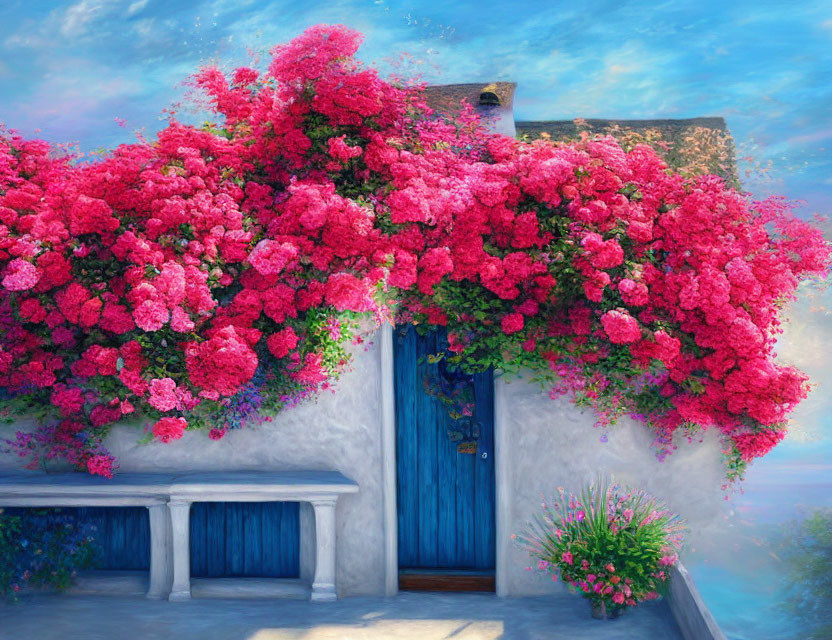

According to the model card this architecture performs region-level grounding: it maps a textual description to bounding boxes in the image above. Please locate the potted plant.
[516,479,685,619]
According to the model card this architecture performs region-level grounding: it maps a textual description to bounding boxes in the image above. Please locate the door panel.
[3,506,150,571]
[395,325,495,572]
[190,501,299,578]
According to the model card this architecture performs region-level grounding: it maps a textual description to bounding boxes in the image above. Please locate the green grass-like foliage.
[516,478,685,613]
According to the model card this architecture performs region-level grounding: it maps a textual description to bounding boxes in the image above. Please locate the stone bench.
[0,470,358,602]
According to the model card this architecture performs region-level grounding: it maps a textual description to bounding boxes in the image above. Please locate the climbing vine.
[0,24,828,481]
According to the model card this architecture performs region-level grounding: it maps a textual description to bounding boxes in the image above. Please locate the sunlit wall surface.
[1,2,830,637]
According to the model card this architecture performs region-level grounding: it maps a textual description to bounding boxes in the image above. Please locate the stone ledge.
[667,562,726,640]
[191,577,309,599]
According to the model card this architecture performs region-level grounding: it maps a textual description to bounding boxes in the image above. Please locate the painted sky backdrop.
[1,0,831,216]
[1,3,831,636]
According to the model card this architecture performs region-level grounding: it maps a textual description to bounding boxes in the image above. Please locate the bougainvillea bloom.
[0,24,827,481]
[152,417,188,443]
[600,310,642,344]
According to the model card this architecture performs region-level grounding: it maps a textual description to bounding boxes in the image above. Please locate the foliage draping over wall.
[0,25,828,480]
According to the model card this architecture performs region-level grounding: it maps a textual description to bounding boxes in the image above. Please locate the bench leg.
[146,503,172,599]
[168,500,192,601]
[310,499,338,601]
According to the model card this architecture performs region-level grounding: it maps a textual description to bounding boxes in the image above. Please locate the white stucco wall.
[0,329,728,598]
[0,338,390,598]
[495,374,726,597]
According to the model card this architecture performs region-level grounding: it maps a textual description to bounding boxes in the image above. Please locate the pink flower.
[152,417,187,443]
[51,385,85,416]
[586,574,597,583]
[100,302,135,334]
[327,135,363,161]
[185,326,258,397]
[291,352,328,385]
[86,455,115,479]
[659,553,678,567]
[324,273,372,312]
[600,309,642,344]
[618,278,649,306]
[133,299,170,332]
[209,428,227,441]
[612,592,625,605]
[561,551,574,566]
[501,312,525,335]
[267,327,300,359]
[171,306,195,332]
[148,378,179,412]
[2,258,39,291]
[582,233,624,269]
[248,240,298,276]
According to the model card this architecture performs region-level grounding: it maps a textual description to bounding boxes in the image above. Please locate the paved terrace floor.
[0,591,683,640]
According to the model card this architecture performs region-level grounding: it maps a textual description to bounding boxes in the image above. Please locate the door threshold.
[398,569,495,592]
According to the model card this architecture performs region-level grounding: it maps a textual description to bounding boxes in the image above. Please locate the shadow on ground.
[0,591,682,640]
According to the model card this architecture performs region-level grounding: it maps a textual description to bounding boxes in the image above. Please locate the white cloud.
[4,0,136,50]
[127,0,150,17]
[59,0,113,38]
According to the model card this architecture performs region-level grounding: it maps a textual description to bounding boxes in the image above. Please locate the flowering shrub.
[0,507,97,599]
[0,24,828,479]
[515,480,685,617]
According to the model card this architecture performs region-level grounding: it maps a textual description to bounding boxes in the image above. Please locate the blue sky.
[1,0,831,215]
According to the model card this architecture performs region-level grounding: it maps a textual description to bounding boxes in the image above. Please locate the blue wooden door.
[395,325,496,571]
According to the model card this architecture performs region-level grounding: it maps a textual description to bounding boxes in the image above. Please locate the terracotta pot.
[590,601,624,620]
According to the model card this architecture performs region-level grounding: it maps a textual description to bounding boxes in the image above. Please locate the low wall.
[0,328,729,599]
[0,338,389,598]
[495,374,726,597]
[668,562,727,640]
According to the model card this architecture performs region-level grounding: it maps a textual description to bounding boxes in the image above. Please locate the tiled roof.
[515,117,727,139]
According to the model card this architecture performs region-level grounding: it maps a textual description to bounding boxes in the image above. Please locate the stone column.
[167,499,192,601]
[310,499,337,601]
[146,503,173,599]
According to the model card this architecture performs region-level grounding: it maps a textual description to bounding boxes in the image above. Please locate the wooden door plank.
[474,368,496,570]
[243,502,262,576]
[436,386,458,568]
[278,502,300,578]
[417,328,439,567]
[395,325,419,568]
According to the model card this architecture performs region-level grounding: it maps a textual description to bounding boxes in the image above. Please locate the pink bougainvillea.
[0,24,828,480]
[600,310,642,344]
[152,417,188,443]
